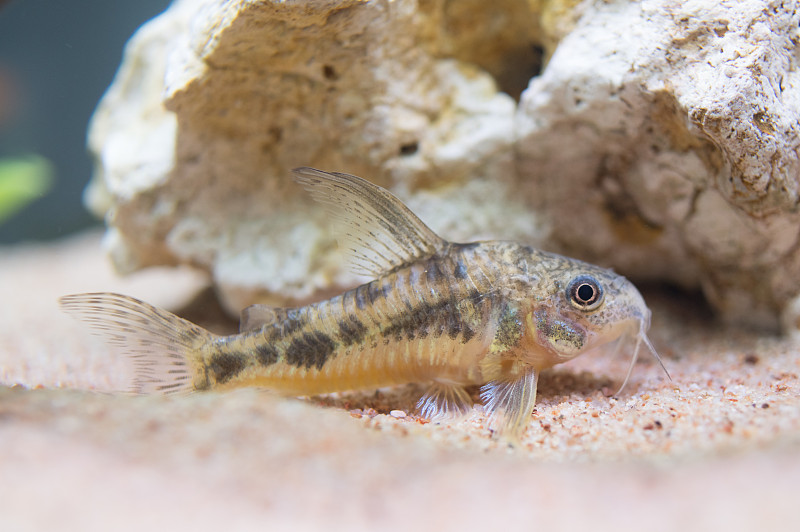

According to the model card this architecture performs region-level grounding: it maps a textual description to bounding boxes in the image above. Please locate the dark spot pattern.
[337,315,368,346]
[381,315,421,342]
[459,307,477,343]
[209,352,248,384]
[366,281,392,306]
[354,285,369,310]
[263,325,282,343]
[445,297,464,340]
[255,344,279,366]
[453,257,468,279]
[285,331,336,370]
[280,309,308,336]
[212,243,495,381]
[425,260,443,284]
[381,290,482,344]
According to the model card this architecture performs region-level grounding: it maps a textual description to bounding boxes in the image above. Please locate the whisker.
[615,320,671,396]
[644,332,672,381]
[615,331,641,396]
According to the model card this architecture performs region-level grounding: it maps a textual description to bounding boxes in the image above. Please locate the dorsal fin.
[240,304,290,333]
[292,167,447,277]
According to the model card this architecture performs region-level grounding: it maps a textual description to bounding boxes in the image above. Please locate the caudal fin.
[59,292,214,394]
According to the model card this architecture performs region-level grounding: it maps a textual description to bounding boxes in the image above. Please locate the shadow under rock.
[174,286,239,336]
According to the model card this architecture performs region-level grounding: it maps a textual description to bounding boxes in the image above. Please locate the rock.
[87,0,800,330]
[87,0,536,314]
[516,0,800,330]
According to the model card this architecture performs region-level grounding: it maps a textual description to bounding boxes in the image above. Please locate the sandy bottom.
[1,232,799,531]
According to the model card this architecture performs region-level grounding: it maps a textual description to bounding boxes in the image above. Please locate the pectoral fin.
[292,167,447,277]
[417,380,474,421]
[480,367,539,443]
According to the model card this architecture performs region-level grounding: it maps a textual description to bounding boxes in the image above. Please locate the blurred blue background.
[0,0,171,243]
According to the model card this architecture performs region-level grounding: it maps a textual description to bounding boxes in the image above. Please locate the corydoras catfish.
[61,167,668,439]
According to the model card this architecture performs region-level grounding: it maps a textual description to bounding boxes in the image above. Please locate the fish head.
[521,257,665,378]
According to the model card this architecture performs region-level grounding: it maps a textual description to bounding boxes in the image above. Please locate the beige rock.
[87,0,800,330]
[516,0,800,329]
[87,0,539,315]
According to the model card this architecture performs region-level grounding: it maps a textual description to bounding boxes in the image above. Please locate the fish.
[60,167,668,440]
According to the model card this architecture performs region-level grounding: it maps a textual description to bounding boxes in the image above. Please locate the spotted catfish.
[61,167,668,439]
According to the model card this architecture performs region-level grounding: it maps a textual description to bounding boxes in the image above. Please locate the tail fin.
[59,292,215,394]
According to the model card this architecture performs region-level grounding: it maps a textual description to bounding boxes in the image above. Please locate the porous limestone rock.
[515,0,800,329]
[87,0,541,313]
[87,0,800,331]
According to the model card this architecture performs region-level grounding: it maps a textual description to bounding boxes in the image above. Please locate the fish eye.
[567,275,604,311]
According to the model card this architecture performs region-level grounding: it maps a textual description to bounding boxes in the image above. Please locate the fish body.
[61,168,665,438]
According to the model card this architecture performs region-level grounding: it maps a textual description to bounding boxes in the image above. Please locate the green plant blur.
[0,155,54,225]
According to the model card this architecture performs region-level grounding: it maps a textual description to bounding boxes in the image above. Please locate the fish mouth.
[614,316,671,395]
